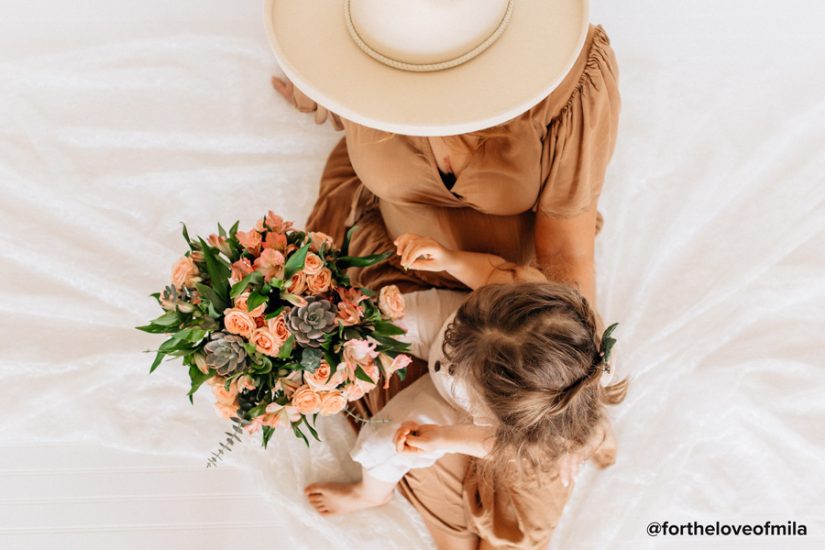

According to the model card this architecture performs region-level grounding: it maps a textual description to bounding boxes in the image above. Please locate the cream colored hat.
[264,0,589,136]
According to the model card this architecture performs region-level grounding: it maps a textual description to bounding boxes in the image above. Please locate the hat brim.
[264,0,589,136]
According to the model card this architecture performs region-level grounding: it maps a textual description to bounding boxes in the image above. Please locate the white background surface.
[1,1,823,549]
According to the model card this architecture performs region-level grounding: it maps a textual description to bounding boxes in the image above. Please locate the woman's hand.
[394,234,455,272]
[393,421,449,454]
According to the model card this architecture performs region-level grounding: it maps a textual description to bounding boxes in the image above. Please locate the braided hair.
[442,281,629,480]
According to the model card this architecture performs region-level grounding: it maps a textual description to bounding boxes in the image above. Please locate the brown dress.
[282,24,620,549]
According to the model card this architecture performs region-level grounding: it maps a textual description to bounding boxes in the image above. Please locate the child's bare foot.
[304,481,392,516]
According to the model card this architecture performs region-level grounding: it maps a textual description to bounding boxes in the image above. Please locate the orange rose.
[234,292,266,318]
[318,391,347,416]
[250,327,281,357]
[306,267,332,295]
[223,308,256,338]
[305,361,345,392]
[171,256,199,289]
[287,271,306,294]
[378,285,406,320]
[266,313,290,343]
[302,252,324,276]
[308,231,334,252]
[291,385,322,415]
[236,229,262,253]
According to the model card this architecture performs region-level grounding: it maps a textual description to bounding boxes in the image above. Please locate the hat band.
[344,0,514,73]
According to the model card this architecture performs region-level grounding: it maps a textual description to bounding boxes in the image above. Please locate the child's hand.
[392,421,448,454]
[393,234,454,272]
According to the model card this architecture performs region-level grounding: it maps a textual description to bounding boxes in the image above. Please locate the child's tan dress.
[281,23,620,549]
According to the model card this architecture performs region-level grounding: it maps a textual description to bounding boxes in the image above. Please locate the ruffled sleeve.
[535,26,621,218]
[274,76,346,131]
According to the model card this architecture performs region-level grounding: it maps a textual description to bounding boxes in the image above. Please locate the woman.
[265,1,621,547]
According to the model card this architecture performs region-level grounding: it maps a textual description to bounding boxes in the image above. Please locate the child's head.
[443,281,629,474]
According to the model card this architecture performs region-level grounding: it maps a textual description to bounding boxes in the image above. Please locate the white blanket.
[1,1,823,548]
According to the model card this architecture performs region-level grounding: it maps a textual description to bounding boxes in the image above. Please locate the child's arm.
[394,234,545,290]
[394,422,496,459]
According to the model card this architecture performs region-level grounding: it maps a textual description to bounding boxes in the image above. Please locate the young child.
[304,234,628,516]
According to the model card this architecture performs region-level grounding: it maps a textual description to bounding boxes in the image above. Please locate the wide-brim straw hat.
[264,0,589,136]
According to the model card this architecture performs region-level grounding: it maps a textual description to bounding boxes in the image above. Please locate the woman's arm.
[534,202,598,309]
[394,234,545,290]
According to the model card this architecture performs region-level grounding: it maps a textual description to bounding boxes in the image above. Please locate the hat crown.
[348,0,511,66]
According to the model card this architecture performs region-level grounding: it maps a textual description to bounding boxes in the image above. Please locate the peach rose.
[264,231,287,252]
[250,327,281,357]
[171,256,199,289]
[306,267,332,295]
[308,231,335,253]
[223,308,256,338]
[302,252,324,276]
[286,271,306,294]
[254,248,285,282]
[336,301,363,326]
[318,391,347,416]
[291,385,322,415]
[378,285,405,320]
[234,292,266,318]
[305,361,345,392]
[236,229,262,253]
[342,383,366,402]
[379,354,412,389]
[266,313,290,343]
[230,258,254,284]
[235,375,257,392]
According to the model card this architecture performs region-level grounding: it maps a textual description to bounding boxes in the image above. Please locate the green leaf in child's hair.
[601,322,619,363]
[283,243,311,280]
[300,347,322,373]
[230,271,264,299]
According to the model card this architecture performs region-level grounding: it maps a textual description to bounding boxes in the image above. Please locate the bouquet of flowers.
[137,211,412,465]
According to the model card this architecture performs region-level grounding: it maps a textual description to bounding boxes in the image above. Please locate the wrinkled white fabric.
[0,0,823,549]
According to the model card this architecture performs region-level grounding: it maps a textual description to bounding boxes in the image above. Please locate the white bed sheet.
[1,1,823,549]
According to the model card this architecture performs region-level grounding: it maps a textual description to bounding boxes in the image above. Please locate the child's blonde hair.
[443,281,629,479]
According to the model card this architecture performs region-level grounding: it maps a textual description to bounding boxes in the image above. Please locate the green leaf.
[186,365,213,402]
[149,350,166,373]
[262,426,275,448]
[229,271,263,299]
[198,237,231,306]
[303,417,321,442]
[601,322,619,362]
[341,225,358,257]
[246,291,268,312]
[135,323,172,334]
[372,320,406,336]
[354,365,375,384]
[336,251,393,269]
[150,310,180,327]
[300,348,322,372]
[369,332,411,353]
[264,306,284,320]
[218,222,227,238]
[196,283,224,312]
[181,222,194,250]
[277,336,295,359]
[283,243,311,280]
[229,221,240,239]
[292,425,310,447]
